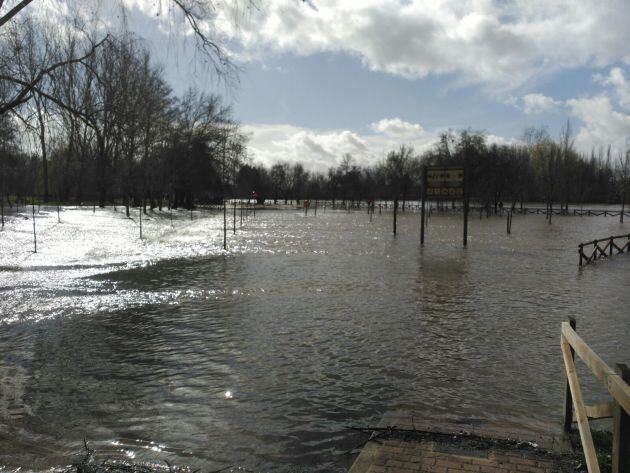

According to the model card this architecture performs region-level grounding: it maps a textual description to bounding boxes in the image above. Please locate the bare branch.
[0,34,110,115]
[0,0,35,28]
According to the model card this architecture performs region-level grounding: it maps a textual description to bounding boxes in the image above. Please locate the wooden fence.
[578,234,630,266]
[561,319,630,473]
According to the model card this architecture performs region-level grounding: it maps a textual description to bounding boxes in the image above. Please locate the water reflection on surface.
[0,207,629,471]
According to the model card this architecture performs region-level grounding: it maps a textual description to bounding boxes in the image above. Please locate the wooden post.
[1,198,4,230]
[139,207,143,240]
[393,197,398,236]
[240,202,243,226]
[563,317,577,433]
[421,166,426,245]
[613,363,630,473]
[233,201,236,234]
[190,205,193,221]
[611,237,614,256]
[223,200,227,250]
[32,201,37,253]
[170,206,173,227]
[579,244,584,267]
[57,201,60,223]
[379,203,382,215]
[463,168,469,247]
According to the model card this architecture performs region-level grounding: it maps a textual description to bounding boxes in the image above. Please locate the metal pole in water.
[139,206,143,240]
[233,201,236,234]
[223,199,227,250]
[32,201,37,253]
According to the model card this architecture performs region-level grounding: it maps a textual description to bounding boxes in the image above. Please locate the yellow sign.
[425,166,464,200]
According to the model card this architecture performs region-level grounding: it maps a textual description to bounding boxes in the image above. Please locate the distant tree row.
[235,126,630,214]
[0,16,247,215]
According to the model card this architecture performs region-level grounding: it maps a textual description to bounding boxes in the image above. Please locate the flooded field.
[0,205,628,472]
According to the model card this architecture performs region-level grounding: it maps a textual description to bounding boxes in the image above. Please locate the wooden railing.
[561,319,630,473]
[579,234,630,266]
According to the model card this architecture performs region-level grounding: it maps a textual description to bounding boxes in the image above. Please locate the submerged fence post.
[57,200,60,223]
[314,200,318,216]
[233,201,236,234]
[421,166,427,245]
[612,363,630,473]
[32,201,37,253]
[139,207,143,240]
[563,317,577,433]
[393,198,398,236]
[1,198,4,230]
[223,199,227,250]
[579,244,584,266]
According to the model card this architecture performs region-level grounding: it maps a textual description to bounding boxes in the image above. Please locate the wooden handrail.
[561,335,601,473]
[562,323,630,415]
[561,321,630,473]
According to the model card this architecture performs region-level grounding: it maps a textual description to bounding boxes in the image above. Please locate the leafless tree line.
[236,128,630,220]
[0,8,247,214]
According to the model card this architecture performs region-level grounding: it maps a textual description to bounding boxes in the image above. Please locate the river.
[0,205,628,471]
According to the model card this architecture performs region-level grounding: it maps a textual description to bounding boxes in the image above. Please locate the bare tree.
[0,0,246,116]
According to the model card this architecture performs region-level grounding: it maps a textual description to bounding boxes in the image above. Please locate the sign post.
[423,166,466,246]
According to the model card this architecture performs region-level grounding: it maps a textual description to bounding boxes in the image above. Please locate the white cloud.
[595,67,630,110]
[243,123,440,172]
[369,117,424,138]
[522,93,560,114]
[566,95,630,152]
[215,0,630,90]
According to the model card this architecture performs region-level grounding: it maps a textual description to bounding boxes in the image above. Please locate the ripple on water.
[0,207,629,471]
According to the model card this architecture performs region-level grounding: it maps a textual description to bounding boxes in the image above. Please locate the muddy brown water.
[0,207,628,471]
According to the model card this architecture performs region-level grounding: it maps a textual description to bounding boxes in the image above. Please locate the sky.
[35,0,630,172]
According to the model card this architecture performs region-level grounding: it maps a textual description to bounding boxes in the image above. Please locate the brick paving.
[348,413,577,473]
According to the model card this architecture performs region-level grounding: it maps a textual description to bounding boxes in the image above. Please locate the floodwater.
[0,205,628,472]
